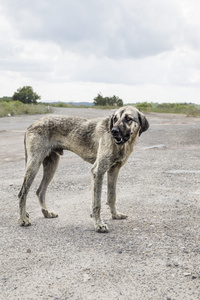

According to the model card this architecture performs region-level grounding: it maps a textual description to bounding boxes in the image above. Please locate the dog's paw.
[95,223,109,233]
[42,209,58,218]
[19,217,31,227]
[112,212,128,220]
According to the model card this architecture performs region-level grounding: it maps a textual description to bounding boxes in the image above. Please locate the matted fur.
[18,106,149,232]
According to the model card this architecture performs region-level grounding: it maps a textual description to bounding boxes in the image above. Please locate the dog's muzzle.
[111,128,130,145]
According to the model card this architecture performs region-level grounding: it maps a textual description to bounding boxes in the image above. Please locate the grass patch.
[53,102,91,109]
[134,102,200,116]
[2,100,200,117]
[42,102,120,110]
[91,105,120,110]
[0,101,51,117]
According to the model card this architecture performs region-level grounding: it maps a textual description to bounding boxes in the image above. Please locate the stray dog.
[18,106,149,232]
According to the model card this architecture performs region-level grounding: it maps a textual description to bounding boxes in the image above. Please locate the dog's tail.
[24,133,27,166]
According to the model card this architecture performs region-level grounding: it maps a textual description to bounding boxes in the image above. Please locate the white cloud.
[1,0,186,58]
[0,0,200,103]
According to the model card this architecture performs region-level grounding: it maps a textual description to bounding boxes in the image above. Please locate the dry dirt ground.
[0,107,200,300]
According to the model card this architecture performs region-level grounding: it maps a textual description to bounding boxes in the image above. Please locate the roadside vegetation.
[0,100,51,117]
[0,87,50,117]
[1,86,200,117]
[134,102,200,116]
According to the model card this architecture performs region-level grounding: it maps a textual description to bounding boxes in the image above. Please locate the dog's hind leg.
[18,158,41,226]
[36,151,60,219]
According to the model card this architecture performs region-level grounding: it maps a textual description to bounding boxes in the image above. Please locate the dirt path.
[0,107,200,300]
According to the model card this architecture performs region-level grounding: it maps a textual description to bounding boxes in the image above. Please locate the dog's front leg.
[91,162,108,233]
[107,163,128,220]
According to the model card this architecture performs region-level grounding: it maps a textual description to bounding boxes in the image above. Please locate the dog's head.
[110,106,149,145]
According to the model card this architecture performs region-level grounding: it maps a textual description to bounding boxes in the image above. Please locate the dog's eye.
[114,116,117,123]
[125,116,133,123]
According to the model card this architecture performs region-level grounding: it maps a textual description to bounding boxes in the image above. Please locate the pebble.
[2,277,7,281]
[166,263,171,267]
[83,274,91,282]
[183,248,189,253]
[27,248,31,253]
[184,272,191,276]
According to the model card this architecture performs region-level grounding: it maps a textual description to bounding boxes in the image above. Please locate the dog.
[18,106,149,232]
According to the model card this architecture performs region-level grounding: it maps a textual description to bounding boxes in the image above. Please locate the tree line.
[1,87,124,107]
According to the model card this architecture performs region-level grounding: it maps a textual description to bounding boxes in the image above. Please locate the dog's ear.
[110,114,114,131]
[138,112,149,136]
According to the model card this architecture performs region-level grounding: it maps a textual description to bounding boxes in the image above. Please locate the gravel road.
[0,107,200,300]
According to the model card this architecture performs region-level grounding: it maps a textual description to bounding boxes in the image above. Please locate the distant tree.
[12,86,41,104]
[0,96,12,102]
[116,98,123,107]
[93,93,123,107]
[93,93,107,106]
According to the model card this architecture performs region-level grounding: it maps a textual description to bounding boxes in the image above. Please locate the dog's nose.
[111,128,119,135]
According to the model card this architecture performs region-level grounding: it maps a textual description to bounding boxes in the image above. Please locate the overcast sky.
[1,0,200,103]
